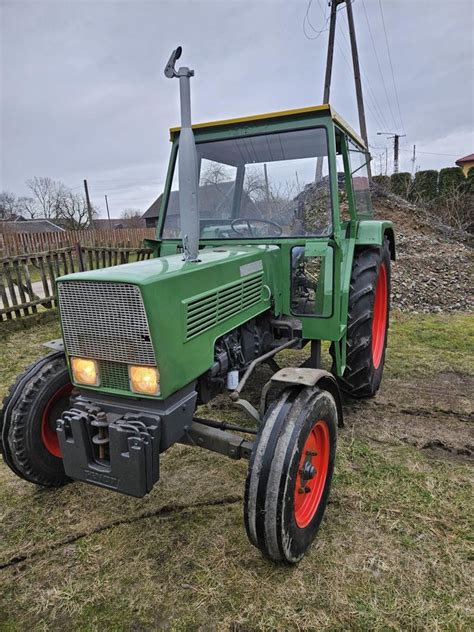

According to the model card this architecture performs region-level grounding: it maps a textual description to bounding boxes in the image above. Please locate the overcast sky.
[1,0,473,218]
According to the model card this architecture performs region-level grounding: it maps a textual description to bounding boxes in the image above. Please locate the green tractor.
[0,48,394,563]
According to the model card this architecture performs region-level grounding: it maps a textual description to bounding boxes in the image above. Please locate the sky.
[1,0,473,219]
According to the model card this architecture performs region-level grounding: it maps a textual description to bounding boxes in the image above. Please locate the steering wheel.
[230,218,283,237]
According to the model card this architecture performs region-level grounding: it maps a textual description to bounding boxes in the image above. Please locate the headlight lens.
[129,365,160,395]
[71,357,99,386]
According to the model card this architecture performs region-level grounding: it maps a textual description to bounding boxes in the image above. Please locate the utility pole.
[83,179,93,227]
[316,0,342,181]
[377,132,406,174]
[322,0,341,105]
[317,0,371,179]
[345,0,370,161]
[104,194,112,230]
[411,144,416,174]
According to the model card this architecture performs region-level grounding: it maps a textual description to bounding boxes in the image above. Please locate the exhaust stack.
[164,46,200,262]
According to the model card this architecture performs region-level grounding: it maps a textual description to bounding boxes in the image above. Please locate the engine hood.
[57,245,281,399]
[58,245,278,287]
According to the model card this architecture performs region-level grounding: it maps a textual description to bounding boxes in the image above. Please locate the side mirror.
[164,46,182,78]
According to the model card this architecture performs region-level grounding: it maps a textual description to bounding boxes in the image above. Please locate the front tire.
[0,353,72,487]
[244,386,338,563]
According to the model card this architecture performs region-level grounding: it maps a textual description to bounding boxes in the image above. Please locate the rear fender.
[356,220,396,260]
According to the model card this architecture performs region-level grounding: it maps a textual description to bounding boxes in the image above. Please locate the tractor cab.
[160,105,372,245]
[154,104,391,355]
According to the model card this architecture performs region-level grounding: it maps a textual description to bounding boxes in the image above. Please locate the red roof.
[456,153,474,165]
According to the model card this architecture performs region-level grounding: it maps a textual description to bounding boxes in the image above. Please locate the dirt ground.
[0,313,473,631]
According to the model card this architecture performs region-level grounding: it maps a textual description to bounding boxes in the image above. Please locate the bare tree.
[57,192,96,230]
[26,176,67,219]
[244,169,267,200]
[201,162,230,187]
[120,208,144,227]
[17,196,39,219]
[0,191,21,219]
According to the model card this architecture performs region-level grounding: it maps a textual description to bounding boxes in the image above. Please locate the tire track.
[0,494,242,570]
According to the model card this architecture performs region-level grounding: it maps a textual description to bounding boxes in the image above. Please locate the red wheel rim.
[41,382,73,458]
[371,263,388,370]
[294,420,330,529]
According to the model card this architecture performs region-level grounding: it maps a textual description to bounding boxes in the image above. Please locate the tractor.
[0,48,394,563]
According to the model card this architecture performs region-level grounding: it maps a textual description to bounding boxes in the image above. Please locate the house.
[455,154,474,177]
[90,218,146,230]
[142,182,254,229]
[0,218,65,233]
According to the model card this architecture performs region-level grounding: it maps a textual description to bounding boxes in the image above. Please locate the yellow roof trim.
[331,109,366,149]
[169,104,330,136]
[169,103,366,149]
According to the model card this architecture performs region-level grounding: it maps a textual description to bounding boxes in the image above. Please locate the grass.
[0,311,473,630]
[385,312,474,377]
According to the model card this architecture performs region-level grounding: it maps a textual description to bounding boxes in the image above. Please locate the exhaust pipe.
[164,46,200,262]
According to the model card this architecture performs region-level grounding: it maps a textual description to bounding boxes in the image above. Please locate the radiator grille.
[100,361,130,391]
[185,274,263,340]
[58,281,156,366]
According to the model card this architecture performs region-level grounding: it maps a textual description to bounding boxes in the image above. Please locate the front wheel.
[0,353,72,487]
[244,386,338,563]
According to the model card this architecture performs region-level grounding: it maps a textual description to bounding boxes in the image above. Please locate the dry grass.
[0,313,473,631]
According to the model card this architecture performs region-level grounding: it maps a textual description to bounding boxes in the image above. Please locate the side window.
[348,140,372,217]
[333,131,351,223]
[336,151,350,223]
[291,244,333,318]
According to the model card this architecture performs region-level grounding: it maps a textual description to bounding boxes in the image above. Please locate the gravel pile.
[372,193,473,313]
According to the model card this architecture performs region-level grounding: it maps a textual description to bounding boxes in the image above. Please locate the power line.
[360,0,398,131]
[303,0,329,40]
[337,12,390,131]
[302,0,346,41]
[399,148,460,157]
[378,0,405,135]
[333,22,388,134]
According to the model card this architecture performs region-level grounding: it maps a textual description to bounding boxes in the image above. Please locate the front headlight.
[129,365,160,396]
[71,357,99,386]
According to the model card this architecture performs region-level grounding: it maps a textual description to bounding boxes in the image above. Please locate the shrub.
[464,166,474,195]
[390,172,411,198]
[412,170,438,202]
[372,175,390,191]
[438,167,465,195]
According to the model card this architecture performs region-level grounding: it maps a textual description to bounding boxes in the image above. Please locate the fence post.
[75,242,85,272]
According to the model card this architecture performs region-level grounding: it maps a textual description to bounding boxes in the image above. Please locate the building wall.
[459,161,474,177]
[145,217,157,228]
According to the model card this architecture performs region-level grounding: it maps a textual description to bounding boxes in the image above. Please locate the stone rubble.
[372,191,473,313]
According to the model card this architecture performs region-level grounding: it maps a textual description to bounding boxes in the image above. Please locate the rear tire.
[244,386,338,563]
[0,353,72,487]
[331,238,391,398]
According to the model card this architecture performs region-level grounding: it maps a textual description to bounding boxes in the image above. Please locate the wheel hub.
[41,382,73,458]
[294,420,330,528]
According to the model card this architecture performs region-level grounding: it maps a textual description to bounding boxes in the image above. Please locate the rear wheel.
[331,238,391,398]
[244,386,338,563]
[0,353,72,487]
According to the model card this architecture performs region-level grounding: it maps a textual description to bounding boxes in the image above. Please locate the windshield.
[162,127,333,240]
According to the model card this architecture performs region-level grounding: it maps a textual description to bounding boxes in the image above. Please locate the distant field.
[0,312,473,630]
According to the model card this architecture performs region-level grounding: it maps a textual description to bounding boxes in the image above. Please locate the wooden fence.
[0,227,156,257]
[1,245,153,322]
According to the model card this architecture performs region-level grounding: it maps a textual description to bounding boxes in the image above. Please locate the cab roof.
[169,104,366,150]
